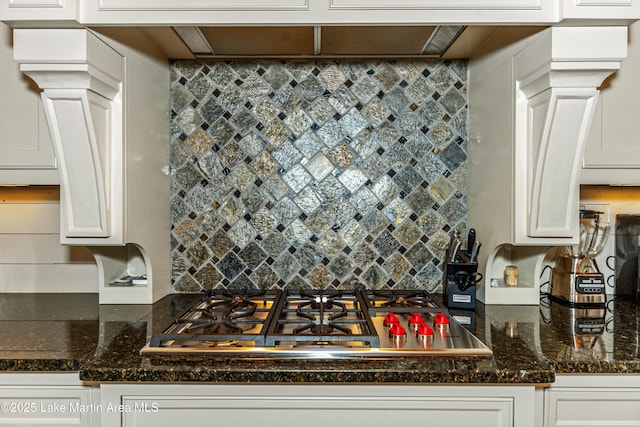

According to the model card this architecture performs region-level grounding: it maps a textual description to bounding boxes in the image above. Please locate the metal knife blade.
[469,241,481,264]
[466,228,476,256]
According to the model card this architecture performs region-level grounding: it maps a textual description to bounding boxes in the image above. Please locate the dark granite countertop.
[0,293,639,384]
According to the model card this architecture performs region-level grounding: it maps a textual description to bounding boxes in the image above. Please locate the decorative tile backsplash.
[170,60,468,293]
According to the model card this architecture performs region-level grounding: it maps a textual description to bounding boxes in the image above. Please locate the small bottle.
[504,265,518,287]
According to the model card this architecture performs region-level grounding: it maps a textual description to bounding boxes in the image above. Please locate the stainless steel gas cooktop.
[141,289,492,358]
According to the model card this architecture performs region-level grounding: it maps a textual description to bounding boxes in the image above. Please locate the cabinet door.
[582,21,640,183]
[0,386,92,426]
[121,395,514,427]
[545,388,640,427]
[0,22,58,184]
[101,384,535,427]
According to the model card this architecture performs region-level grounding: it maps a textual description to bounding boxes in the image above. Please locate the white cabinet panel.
[0,22,57,185]
[581,21,640,185]
[544,375,640,427]
[102,384,535,427]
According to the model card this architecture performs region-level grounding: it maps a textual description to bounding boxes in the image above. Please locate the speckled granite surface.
[1,293,639,383]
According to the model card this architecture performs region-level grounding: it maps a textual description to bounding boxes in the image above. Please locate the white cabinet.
[561,0,640,21]
[581,21,640,185]
[469,26,627,304]
[100,384,536,427]
[543,375,640,427]
[0,22,57,185]
[12,28,171,304]
[0,0,76,22]
[0,373,96,426]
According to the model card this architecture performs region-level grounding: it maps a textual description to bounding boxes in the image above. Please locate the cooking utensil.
[466,228,476,257]
[469,241,481,264]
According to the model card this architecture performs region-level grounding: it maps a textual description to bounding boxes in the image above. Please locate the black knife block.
[443,260,479,310]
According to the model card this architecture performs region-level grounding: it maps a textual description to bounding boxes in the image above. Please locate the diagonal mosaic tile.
[170,60,468,293]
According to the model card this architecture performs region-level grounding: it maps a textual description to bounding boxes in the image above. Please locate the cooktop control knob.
[388,323,407,338]
[408,312,423,330]
[416,322,433,337]
[434,313,450,325]
[383,313,399,327]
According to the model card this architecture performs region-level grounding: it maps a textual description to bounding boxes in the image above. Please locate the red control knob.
[388,324,406,338]
[434,313,450,325]
[416,322,433,337]
[383,313,399,327]
[409,312,423,325]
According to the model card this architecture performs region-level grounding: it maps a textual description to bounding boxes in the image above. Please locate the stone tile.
[217,252,247,280]
[439,197,466,225]
[304,153,334,182]
[250,263,279,289]
[173,219,201,245]
[339,108,369,138]
[308,265,333,289]
[262,174,291,201]
[271,197,301,226]
[294,187,321,213]
[249,207,278,234]
[283,219,313,245]
[238,133,267,158]
[253,98,280,125]
[439,141,466,172]
[227,219,258,248]
[272,252,300,281]
[383,253,410,282]
[238,241,268,269]
[251,151,279,178]
[393,220,422,247]
[374,65,400,91]
[440,88,466,115]
[227,164,258,190]
[304,208,334,234]
[328,254,354,278]
[262,120,291,147]
[316,119,346,149]
[328,86,357,115]
[360,210,389,235]
[371,175,399,204]
[350,75,378,103]
[394,166,424,194]
[185,239,212,268]
[316,230,345,257]
[350,187,377,212]
[361,264,387,289]
[284,109,313,137]
[429,175,454,204]
[294,243,323,270]
[271,140,303,170]
[340,219,367,248]
[207,229,236,258]
[171,60,469,292]
[404,242,433,271]
[351,242,377,266]
[318,64,346,91]
[415,210,446,237]
[173,274,202,293]
[218,197,246,225]
[282,164,312,192]
[194,263,223,290]
[295,76,325,101]
[373,230,401,258]
[294,130,325,159]
[382,197,412,225]
[184,128,214,157]
[361,98,390,127]
[259,232,289,257]
[338,166,367,193]
[305,97,336,126]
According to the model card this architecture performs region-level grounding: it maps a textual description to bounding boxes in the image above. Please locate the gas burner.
[367,290,441,312]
